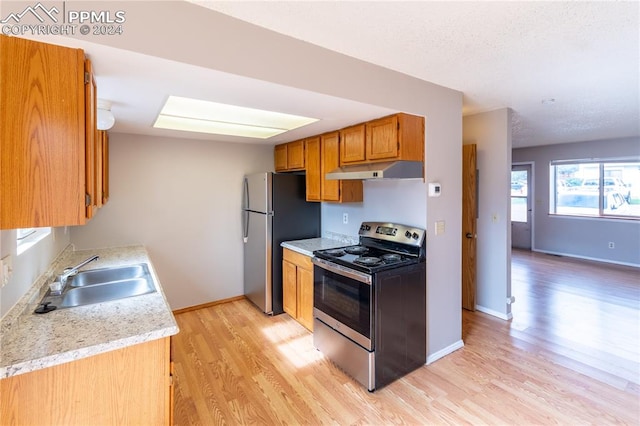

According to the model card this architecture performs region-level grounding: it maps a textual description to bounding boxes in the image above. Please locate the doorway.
[511,164,532,249]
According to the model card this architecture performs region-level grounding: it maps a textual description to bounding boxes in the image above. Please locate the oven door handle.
[311,257,372,285]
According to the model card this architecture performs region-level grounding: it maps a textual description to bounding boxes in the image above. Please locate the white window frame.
[549,157,639,220]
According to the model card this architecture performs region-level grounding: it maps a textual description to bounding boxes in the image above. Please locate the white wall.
[463,109,512,320]
[322,180,427,236]
[70,133,274,310]
[513,137,640,266]
[0,228,69,317]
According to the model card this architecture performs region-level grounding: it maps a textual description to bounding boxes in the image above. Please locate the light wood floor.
[172,250,640,425]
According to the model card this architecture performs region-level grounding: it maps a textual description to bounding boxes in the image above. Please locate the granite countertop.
[281,236,356,257]
[0,245,179,379]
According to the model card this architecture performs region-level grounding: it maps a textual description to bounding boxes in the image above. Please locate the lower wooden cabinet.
[283,248,314,331]
[0,337,173,425]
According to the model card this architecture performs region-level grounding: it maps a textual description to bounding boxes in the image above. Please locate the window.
[511,169,528,222]
[16,227,51,255]
[550,159,640,219]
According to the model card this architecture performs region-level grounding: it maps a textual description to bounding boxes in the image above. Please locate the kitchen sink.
[61,278,156,308]
[70,264,150,287]
[35,264,157,313]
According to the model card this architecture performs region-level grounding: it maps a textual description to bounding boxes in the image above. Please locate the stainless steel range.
[312,222,426,391]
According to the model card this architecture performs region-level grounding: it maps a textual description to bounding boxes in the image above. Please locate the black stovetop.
[313,243,423,274]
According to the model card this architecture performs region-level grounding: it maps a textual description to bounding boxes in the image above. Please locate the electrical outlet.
[1,254,13,288]
[608,242,615,249]
[343,213,349,224]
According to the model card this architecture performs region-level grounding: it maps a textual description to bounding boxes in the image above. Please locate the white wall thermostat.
[428,183,442,197]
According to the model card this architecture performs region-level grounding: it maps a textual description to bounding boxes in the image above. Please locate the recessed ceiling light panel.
[153,96,319,138]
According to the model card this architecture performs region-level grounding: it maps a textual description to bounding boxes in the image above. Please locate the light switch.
[435,221,445,235]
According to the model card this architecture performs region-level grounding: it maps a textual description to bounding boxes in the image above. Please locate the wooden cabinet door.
[297,267,314,331]
[0,35,86,229]
[339,124,366,164]
[85,59,101,218]
[366,115,399,160]
[305,136,321,201]
[321,132,341,201]
[282,259,298,318]
[274,144,287,171]
[101,131,110,204]
[287,140,305,170]
[0,338,170,425]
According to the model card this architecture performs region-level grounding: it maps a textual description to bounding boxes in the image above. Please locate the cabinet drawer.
[283,248,313,270]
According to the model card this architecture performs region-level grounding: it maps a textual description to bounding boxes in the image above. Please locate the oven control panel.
[359,222,425,247]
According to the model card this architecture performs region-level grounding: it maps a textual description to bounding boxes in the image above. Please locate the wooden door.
[321,132,341,201]
[366,115,398,160]
[305,136,321,201]
[462,144,477,311]
[339,124,366,164]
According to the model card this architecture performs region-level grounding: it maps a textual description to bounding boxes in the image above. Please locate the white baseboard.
[426,339,464,365]
[475,305,512,320]
[533,248,640,268]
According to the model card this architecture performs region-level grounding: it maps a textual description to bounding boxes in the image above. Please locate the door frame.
[511,161,535,250]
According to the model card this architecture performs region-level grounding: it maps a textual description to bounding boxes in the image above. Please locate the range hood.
[325,160,423,180]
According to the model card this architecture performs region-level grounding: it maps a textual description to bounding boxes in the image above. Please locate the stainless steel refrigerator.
[242,172,320,314]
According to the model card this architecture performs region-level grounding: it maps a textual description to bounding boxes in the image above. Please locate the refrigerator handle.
[242,211,249,243]
[242,177,249,210]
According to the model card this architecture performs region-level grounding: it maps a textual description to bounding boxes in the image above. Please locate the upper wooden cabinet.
[320,132,362,203]
[0,36,107,229]
[340,113,425,165]
[274,144,287,171]
[304,136,322,201]
[275,112,422,202]
[339,124,366,164]
[85,58,99,219]
[99,130,110,205]
[274,140,305,172]
[305,132,362,203]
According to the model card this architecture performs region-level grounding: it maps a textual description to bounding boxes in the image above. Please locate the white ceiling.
[12,1,639,148]
[194,0,639,148]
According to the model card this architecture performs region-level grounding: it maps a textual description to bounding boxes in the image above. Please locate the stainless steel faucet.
[49,255,99,295]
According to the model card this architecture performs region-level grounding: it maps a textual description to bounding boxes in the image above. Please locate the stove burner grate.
[345,246,369,255]
[324,249,346,257]
[381,253,402,262]
[354,256,382,266]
